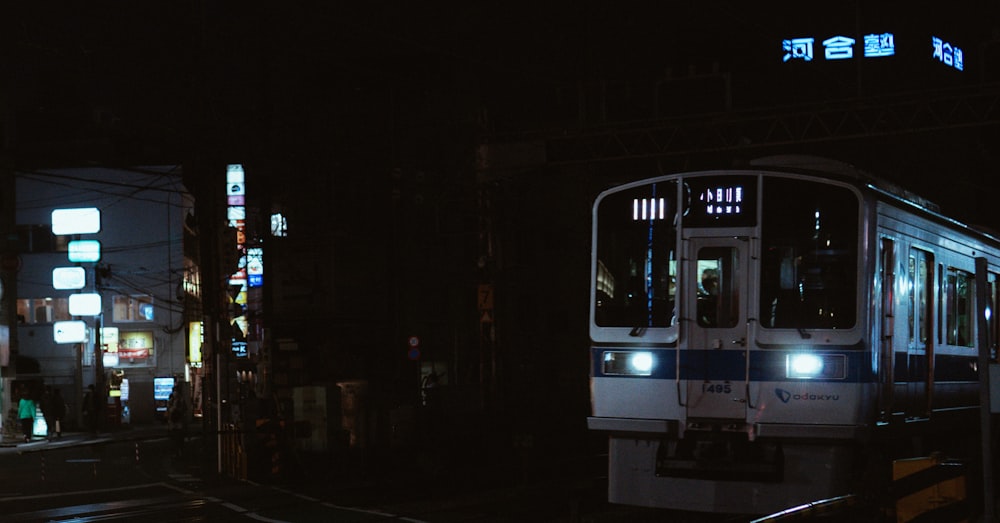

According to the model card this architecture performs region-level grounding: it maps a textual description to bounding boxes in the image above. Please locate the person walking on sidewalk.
[18,392,36,443]
[82,384,98,434]
[166,392,186,457]
[41,388,66,440]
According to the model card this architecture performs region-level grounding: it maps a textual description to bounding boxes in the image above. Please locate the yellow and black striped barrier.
[891,454,969,523]
[751,453,971,522]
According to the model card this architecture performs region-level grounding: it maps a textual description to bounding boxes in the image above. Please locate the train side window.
[944,267,974,347]
[908,249,933,346]
[989,272,999,360]
[907,256,915,343]
[920,255,933,344]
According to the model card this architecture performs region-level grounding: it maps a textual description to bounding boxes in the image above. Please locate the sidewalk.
[0,423,172,454]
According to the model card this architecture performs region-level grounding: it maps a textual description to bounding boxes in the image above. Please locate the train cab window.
[759,178,859,330]
[944,267,974,347]
[696,248,739,328]
[594,181,678,328]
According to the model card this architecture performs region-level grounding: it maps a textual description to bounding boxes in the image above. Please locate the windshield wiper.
[629,326,647,337]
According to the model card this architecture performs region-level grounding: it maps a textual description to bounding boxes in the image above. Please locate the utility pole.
[185,157,224,475]
[93,264,105,432]
[975,257,995,521]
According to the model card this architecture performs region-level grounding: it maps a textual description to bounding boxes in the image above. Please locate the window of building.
[112,295,154,322]
[16,224,70,253]
[270,212,287,237]
[183,260,202,300]
[16,298,70,324]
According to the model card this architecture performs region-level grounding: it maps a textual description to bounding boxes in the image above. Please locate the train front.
[587,171,869,515]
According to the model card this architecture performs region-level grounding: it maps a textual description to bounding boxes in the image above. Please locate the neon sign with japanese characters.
[782,31,964,72]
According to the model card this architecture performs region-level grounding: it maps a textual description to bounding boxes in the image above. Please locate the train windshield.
[594,175,859,332]
[594,181,678,328]
[759,178,859,329]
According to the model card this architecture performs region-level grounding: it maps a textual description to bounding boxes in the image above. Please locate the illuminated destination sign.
[699,185,744,216]
[783,31,964,72]
[632,198,669,221]
[683,176,757,227]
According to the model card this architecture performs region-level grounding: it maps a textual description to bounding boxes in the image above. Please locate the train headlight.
[786,353,847,379]
[603,351,655,376]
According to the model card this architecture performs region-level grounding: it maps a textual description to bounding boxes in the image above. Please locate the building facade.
[6,166,194,432]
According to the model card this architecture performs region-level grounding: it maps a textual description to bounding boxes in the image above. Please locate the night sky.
[4,3,998,229]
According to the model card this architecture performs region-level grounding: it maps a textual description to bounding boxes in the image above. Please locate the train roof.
[748,154,1000,244]
[747,154,941,213]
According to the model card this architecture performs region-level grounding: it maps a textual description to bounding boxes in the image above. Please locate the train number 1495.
[702,383,732,394]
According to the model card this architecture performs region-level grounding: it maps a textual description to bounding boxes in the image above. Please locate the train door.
[904,248,933,419]
[684,236,750,420]
[879,238,897,420]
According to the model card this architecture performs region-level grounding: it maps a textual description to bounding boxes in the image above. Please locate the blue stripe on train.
[591,347,978,383]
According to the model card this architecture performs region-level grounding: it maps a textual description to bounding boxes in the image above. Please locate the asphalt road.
[0,427,743,522]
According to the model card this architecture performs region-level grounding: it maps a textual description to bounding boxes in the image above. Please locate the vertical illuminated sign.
[226,164,249,356]
[188,321,203,365]
[247,247,263,287]
[932,36,964,71]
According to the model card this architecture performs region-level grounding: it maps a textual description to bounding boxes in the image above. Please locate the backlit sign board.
[101,327,119,353]
[118,331,153,359]
[52,267,86,290]
[188,321,203,365]
[247,247,263,288]
[52,207,101,235]
[783,31,964,72]
[68,293,102,316]
[68,240,101,263]
[53,320,88,344]
[154,377,175,401]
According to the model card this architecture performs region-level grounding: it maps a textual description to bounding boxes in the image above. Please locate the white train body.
[587,156,1000,515]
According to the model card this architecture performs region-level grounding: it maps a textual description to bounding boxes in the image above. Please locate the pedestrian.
[40,387,53,440]
[166,392,185,457]
[18,391,36,443]
[82,384,97,433]
[42,388,66,439]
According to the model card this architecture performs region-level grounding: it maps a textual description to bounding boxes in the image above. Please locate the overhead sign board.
[51,207,101,235]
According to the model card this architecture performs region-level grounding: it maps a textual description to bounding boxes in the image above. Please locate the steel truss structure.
[488,83,1000,165]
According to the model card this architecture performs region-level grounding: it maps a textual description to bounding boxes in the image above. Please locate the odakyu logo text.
[775,388,840,403]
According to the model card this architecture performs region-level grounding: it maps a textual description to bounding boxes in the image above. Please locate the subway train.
[587,155,999,515]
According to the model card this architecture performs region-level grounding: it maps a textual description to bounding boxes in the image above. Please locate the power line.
[15,169,188,211]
